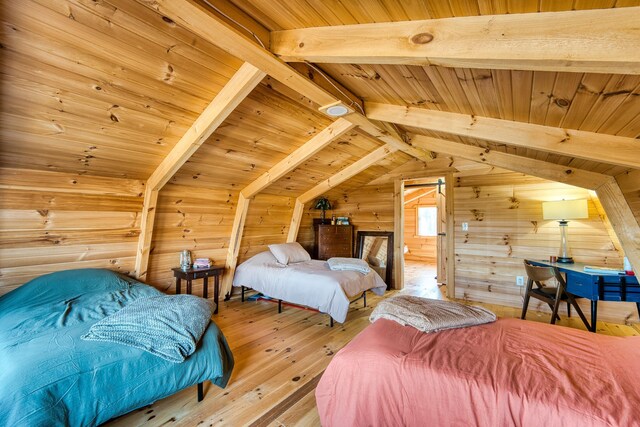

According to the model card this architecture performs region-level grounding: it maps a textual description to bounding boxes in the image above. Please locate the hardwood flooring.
[106,261,639,426]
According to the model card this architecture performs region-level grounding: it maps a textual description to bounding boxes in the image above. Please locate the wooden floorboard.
[106,261,639,426]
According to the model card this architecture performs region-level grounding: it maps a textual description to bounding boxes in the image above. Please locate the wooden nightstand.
[171,266,224,314]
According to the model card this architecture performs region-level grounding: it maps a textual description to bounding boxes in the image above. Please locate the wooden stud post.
[445,174,455,299]
[287,200,305,243]
[393,179,405,290]
[595,178,640,274]
[222,194,251,297]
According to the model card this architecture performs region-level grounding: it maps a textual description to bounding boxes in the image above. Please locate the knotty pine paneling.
[297,184,395,258]
[145,184,236,294]
[145,186,294,295]
[238,193,295,260]
[454,172,637,324]
[0,168,143,295]
[404,191,437,262]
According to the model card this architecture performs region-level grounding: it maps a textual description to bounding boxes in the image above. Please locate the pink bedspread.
[316,318,640,426]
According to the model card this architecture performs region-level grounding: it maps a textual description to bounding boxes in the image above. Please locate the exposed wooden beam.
[410,135,608,190]
[241,118,356,198]
[147,63,266,191]
[154,0,431,162]
[298,146,397,204]
[366,156,457,186]
[595,179,640,274]
[222,119,357,295]
[271,7,640,74]
[368,103,640,170]
[134,62,265,280]
[287,145,397,244]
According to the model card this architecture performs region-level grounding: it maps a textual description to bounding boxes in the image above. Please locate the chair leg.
[241,286,245,302]
[363,291,367,307]
[567,300,571,317]
[550,284,563,325]
[330,316,334,327]
[278,299,282,313]
[520,279,534,319]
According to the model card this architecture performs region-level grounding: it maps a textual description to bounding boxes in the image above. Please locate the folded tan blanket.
[370,295,496,333]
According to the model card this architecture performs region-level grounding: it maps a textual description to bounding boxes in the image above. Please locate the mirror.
[356,231,394,289]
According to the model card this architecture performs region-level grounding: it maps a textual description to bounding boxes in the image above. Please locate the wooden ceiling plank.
[153,0,431,162]
[298,145,397,204]
[271,7,640,74]
[410,135,608,190]
[135,62,265,279]
[367,102,640,169]
[147,63,266,191]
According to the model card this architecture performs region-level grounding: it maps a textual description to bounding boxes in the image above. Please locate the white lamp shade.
[542,199,588,220]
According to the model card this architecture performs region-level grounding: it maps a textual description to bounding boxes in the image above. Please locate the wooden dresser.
[314,224,354,260]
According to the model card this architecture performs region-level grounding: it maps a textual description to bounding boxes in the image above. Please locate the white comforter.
[233,251,387,323]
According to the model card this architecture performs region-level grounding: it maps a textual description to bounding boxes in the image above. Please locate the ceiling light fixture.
[319,101,353,117]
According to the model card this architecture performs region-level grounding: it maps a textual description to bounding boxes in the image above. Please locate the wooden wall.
[404,191,437,263]
[454,172,637,324]
[145,185,293,294]
[145,184,237,293]
[0,167,143,295]
[297,183,395,286]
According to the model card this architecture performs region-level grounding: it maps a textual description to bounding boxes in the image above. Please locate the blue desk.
[530,260,639,332]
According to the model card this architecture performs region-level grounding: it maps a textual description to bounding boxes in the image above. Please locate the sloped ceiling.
[2,0,639,188]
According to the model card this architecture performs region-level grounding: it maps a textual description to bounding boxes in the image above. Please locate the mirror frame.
[356,231,394,289]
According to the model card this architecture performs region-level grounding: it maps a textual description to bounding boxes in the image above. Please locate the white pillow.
[268,242,311,265]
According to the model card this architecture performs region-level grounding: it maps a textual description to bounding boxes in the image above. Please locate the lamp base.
[557,256,574,264]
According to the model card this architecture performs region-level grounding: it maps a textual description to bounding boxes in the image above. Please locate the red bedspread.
[316,318,640,426]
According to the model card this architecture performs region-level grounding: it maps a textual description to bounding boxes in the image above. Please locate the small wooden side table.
[171,266,224,314]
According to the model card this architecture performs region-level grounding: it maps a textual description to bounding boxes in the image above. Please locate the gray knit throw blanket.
[370,295,496,333]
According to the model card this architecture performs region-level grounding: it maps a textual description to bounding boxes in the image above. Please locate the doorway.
[401,177,448,299]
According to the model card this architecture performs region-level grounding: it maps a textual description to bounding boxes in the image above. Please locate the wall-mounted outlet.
[461,222,468,231]
[516,276,525,286]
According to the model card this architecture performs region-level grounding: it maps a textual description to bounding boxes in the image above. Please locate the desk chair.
[521,260,589,326]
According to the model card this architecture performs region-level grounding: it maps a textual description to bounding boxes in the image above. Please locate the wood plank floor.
[106,261,639,426]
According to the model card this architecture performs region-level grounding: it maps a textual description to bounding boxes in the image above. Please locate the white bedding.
[233,251,387,323]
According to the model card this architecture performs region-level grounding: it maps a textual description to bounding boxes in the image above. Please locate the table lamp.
[542,199,588,263]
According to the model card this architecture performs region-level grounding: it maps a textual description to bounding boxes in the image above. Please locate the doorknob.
[437,232,446,236]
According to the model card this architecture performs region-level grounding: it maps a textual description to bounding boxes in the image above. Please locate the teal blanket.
[0,269,234,426]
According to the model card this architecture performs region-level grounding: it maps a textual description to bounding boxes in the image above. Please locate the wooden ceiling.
[1,0,638,189]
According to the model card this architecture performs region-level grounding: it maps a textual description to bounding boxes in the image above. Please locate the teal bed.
[0,269,234,426]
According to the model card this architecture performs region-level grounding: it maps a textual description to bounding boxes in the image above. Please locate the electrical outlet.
[516,276,524,286]
[461,222,468,231]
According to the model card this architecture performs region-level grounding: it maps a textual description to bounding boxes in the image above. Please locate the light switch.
[461,222,468,231]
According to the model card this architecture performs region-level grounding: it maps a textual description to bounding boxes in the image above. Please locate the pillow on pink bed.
[268,242,311,265]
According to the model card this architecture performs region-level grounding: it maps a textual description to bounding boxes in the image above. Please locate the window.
[417,206,437,237]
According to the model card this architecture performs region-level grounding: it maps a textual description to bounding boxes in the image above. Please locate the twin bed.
[232,244,387,324]
[0,269,233,426]
[316,309,640,426]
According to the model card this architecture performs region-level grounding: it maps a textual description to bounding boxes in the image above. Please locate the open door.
[435,179,447,284]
